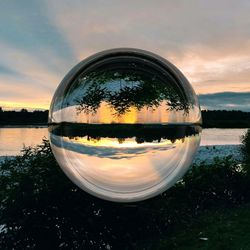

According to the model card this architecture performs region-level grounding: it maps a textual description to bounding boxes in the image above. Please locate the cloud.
[0,1,77,73]
[0,0,250,110]
[199,92,250,111]
[45,0,250,57]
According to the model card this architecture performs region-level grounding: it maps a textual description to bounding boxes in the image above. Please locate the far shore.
[0,124,48,128]
[1,109,250,128]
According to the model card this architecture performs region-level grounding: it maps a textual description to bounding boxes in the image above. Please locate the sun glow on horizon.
[0,101,49,111]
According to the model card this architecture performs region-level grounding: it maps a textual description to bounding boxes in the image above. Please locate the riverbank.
[0,136,248,250]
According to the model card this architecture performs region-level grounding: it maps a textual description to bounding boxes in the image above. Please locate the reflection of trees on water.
[117,138,126,144]
[73,62,192,116]
[50,124,201,145]
[85,135,177,144]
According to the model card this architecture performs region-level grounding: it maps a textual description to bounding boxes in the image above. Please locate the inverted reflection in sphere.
[49,48,202,202]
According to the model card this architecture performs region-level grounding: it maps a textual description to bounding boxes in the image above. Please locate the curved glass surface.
[49,48,202,202]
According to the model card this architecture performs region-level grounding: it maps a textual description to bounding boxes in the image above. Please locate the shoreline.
[194,144,242,164]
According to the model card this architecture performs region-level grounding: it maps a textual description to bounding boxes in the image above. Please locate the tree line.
[0,108,48,125]
[202,110,250,128]
[0,108,250,127]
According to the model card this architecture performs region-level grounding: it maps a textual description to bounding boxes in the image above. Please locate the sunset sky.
[0,0,250,111]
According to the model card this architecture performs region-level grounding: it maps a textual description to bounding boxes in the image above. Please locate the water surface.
[0,127,247,156]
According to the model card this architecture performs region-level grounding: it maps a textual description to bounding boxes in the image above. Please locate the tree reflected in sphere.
[49,48,202,202]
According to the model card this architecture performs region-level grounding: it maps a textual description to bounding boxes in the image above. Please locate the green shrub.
[241,128,250,163]
[0,140,250,249]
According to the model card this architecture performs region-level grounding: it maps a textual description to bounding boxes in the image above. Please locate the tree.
[241,128,250,164]
[73,63,192,117]
[20,108,28,113]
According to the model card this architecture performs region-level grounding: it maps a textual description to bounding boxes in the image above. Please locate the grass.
[155,203,250,250]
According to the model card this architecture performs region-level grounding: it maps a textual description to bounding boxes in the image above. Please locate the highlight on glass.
[49,48,202,202]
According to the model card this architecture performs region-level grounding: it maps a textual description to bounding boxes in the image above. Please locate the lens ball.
[49,48,202,202]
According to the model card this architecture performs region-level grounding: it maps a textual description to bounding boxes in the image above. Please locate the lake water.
[0,127,247,156]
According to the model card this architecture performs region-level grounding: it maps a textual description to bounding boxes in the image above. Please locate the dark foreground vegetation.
[0,129,250,249]
[1,108,250,127]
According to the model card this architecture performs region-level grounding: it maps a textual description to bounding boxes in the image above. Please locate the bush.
[241,128,250,163]
[1,140,250,249]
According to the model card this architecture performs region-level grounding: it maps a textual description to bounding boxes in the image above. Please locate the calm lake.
[0,127,247,156]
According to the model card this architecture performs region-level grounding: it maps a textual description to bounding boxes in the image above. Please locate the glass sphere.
[49,48,202,202]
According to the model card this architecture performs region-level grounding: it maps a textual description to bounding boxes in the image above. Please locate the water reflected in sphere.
[49,48,202,202]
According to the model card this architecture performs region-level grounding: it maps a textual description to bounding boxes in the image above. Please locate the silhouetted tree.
[20,108,28,113]
[0,110,49,125]
[74,66,191,116]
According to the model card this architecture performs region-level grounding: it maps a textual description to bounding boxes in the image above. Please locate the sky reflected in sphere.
[49,48,202,202]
